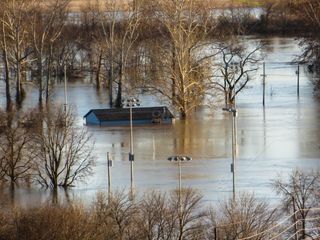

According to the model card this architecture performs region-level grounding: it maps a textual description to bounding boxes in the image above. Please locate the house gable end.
[85,111,100,125]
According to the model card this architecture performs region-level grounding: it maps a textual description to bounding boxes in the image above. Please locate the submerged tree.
[0,0,34,108]
[141,0,214,118]
[30,0,70,106]
[33,106,94,189]
[211,39,261,106]
[297,0,320,93]
[79,0,105,90]
[0,1,12,111]
[0,109,38,188]
[98,0,142,108]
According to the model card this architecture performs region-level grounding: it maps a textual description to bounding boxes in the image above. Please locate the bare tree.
[171,188,207,240]
[79,0,106,89]
[300,0,320,30]
[29,0,70,106]
[297,0,320,93]
[137,188,207,240]
[0,1,12,111]
[98,0,142,108]
[0,109,38,188]
[94,188,206,240]
[141,0,213,118]
[260,0,278,31]
[273,170,320,239]
[137,191,176,240]
[94,191,139,240]
[210,192,278,240]
[0,0,34,107]
[211,39,261,106]
[217,0,257,36]
[32,106,94,189]
[49,21,82,81]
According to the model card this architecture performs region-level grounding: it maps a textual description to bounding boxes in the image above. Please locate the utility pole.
[167,156,192,217]
[261,62,267,107]
[222,107,237,201]
[296,64,300,98]
[124,98,140,199]
[231,109,236,201]
[64,64,68,112]
[107,152,112,200]
[129,104,134,197]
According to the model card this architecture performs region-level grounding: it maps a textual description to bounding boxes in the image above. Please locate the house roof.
[84,106,174,122]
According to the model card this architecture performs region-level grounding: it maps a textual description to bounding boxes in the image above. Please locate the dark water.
[0,36,320,207]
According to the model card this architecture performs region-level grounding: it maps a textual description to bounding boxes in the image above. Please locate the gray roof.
[84,106,174,121]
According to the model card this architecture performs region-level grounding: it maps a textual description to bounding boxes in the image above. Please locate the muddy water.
[1,36,320,206]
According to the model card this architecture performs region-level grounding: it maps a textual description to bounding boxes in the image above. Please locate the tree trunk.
[302,214,306,239]
[224,78,228,106]
[3,48,11,111]
[228,88,235,106]
[53,174,58,190]
[115,51,124,108]
[10,168,15,187]
[15,25,24,108]
[180,110,187,119]
[109,41,114,108]
[2,21,11,111]
[52,188,58,204]
[46,45,53,103]
[264,11,270,31]
[96,52,102,89]
[115,64,123,108]
[15,59,22,107]
[171,44,176,105]
[38,55,43,106]
[108,67,113,107]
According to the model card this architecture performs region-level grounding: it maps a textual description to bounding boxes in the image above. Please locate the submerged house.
[84,106,174,126]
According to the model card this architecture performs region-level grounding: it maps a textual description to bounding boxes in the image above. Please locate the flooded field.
[0,36,319,206]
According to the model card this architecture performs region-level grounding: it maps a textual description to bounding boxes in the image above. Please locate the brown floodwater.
[0,36,319,207]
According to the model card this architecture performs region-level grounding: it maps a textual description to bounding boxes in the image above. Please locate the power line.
[238,208,320,240]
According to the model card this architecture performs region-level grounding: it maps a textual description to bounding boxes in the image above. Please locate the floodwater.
[0,36,320,207]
